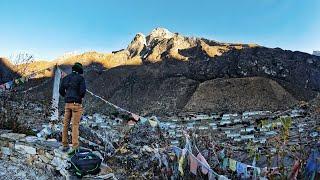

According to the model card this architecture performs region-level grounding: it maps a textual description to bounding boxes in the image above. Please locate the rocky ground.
[1,85,320,180]
[0,159,61,180]
[1,100,319,179]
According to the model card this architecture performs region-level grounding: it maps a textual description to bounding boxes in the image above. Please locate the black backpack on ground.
[68,148,102,178]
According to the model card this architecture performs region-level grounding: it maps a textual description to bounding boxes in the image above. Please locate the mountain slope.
[184,77,298,113]
[83,28,320,115]
[4,28,320,115]
[0,58,17,84]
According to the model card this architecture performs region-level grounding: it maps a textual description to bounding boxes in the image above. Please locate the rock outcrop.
[127,33,146,58]
[146,28,175,45]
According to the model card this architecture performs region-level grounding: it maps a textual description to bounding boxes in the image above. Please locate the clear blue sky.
[1,0,319,60]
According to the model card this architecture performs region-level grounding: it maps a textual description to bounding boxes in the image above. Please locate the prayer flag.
[208,172,215,180]
[289,160,301,179]
[222,158,228,170]
[178,149,187,176]
[253,167,261,178]
[218,175,229,180]
[50,68,61,121]
[140,117,148,124]
[252,156,256,167]
[189,154,198,175]
[132,113,140,121]
[219,149,225,159]
[236,162,247,176]
[127,120,136,126]
[197,153,210,175]
[229,159,237,172]
[172,146,181,157]
[149,119,158,127]
[0,84,5,90]
[305,150,320,176]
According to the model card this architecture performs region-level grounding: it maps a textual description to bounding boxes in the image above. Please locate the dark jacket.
[59,72,86,104]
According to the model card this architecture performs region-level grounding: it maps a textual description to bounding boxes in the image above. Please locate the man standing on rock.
[59,62,86,155]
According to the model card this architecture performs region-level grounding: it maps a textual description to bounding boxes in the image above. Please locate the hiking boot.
[67,148,78,157]
[60,146,69,153]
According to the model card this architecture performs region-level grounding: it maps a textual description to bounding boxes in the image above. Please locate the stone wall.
[0,131,116,180]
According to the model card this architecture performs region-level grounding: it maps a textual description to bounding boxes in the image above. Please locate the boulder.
[14,144,36,155]
[53,148,68,159]
[1,147,11,156]
[39,154,50,164]
[33,160,46,169]
[45,152,54,160]
[9,156,19,163]
[14,171,27,179]
[0,133,26,141]
[26,154,36,165]
[25,136,38,143]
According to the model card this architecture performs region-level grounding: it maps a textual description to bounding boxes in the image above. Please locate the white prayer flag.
[50,67,61,121]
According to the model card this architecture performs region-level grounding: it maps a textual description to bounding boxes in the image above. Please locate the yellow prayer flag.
[149,119,158,127]
[229,158,237,172]
[178,149,186,176]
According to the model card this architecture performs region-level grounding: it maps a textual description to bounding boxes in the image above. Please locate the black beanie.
[72,62,83,74]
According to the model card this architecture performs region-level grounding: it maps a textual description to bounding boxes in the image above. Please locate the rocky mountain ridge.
[85,28,320,115]
[2,28,320,115]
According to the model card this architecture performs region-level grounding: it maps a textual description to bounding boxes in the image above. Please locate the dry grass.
[59,51,142,68]
[15,51,143,77]
[248,43,259,48]
[200,41,261,57]
[200,40,230,57]
[232,45,244,50]
[17,61,54,75]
